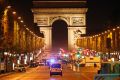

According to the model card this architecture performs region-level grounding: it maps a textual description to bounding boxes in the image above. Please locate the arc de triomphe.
[32,1,87,52]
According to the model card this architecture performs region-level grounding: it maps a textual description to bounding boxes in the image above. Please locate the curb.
[0,72,14,77]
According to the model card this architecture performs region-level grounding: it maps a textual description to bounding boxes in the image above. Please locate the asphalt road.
[0,64,99,80]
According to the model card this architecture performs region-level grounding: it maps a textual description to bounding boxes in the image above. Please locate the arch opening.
[52,19,68,53]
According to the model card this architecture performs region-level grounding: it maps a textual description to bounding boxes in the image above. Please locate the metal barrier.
[94,74,120,80]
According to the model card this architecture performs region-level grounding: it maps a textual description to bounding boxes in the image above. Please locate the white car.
[14,64,26,72]
[50,63,62,76]
[39,62,45,66]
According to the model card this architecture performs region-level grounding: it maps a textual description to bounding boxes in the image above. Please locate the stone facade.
[32,1,87,51]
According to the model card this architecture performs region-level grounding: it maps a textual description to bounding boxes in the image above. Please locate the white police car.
[50,63,62,76]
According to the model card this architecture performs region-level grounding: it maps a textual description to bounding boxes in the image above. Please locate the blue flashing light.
[50,59,55,63]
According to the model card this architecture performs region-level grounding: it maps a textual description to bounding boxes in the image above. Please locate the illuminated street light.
[12,11,16,15]
[7,6,11,9]
[26,28,29,30]
[18,17,21,20]
[9,53,12,56]
[4,52,8,72]
[107,30,110,32]
[113,28,115,31]
[105,31,107,33]
[4,52,8,55]
[117,26,120,29]
[21,20,23,23]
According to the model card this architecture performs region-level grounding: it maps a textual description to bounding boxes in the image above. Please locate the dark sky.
[87,0,120,35]
[8,0,120,35]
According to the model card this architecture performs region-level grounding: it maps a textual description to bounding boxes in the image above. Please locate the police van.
[50,62,62,76]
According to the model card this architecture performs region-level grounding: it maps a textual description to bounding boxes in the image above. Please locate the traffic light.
[76,52,80,58]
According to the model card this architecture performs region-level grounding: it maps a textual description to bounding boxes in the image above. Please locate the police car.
[49,59,62,76]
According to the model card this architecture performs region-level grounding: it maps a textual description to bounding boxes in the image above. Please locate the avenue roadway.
[0,64,99,80]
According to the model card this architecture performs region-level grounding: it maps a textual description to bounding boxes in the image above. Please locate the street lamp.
[7,6,11,9]
[4,52,8,72]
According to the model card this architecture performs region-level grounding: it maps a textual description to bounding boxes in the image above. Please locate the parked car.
[39,62,45,66]
[14,64,26,72]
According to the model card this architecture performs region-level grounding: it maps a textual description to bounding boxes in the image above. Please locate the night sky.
[3,0,120,51]
[87,0,120,35]
[8,0,120,34]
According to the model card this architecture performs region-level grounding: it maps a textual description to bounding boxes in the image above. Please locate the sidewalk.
[0,66,30,77]
[0,72,14,77]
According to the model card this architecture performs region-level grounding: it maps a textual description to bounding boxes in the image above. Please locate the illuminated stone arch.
[50,16,69,26]
[32,1,87,53]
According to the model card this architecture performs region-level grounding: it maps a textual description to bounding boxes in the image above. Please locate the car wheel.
[50,72,52,76]
[60,72,62,76]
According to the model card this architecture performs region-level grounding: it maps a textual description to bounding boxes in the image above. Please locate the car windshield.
[19,65,24,67]
[51,64,61,68]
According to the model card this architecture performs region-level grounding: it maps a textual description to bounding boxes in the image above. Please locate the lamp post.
[4,52,8,72]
